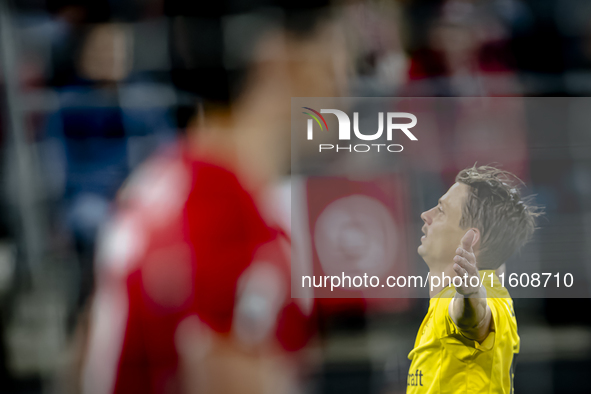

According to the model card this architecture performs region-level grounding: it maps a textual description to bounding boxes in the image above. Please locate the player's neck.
[189,69,290,201]
[428,264,456,298]
[188,112,281,203]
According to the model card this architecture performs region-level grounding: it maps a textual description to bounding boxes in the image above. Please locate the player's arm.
[448,229,492,343]
[176,316,297,394]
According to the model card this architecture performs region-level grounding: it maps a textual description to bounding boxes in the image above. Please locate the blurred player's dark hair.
[166,0,331,119]
[456,165,544,269]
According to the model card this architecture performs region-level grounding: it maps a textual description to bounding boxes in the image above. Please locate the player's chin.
[417,244,427,256]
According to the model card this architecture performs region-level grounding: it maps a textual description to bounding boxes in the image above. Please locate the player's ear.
[470,228,481,250]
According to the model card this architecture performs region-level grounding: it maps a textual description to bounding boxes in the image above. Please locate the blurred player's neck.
[188,99,286,202]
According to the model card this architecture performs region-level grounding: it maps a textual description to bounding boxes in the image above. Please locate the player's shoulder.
[96,142,192,278]
[483,277,518,344]
[118,142,190,205]
[487,295,517,327]
[480,270,513,299]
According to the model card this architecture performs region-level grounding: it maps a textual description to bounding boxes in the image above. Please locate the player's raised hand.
[452,229,481,296]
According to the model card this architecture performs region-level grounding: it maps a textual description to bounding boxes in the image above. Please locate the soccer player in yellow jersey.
[408,165,542,393]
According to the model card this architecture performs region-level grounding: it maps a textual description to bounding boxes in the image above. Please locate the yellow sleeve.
[435,295,498,361]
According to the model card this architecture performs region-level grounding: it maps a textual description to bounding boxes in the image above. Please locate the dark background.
[1,0,590,393]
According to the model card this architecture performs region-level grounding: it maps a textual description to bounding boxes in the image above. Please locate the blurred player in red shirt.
[80,2,349,394]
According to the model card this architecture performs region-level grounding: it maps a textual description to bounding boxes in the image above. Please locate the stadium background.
[0,0,590,393]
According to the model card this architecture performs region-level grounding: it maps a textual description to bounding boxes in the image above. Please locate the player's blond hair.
[456,165,543,269]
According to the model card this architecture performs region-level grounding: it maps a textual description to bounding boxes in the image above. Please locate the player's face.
[418,182,469,269]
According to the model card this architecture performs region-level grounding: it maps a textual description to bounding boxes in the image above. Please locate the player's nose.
[420,209,433,225]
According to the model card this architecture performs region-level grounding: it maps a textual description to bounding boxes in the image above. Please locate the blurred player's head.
[419,165,542,270]
[169,1,349,188]
[169,1,346,104]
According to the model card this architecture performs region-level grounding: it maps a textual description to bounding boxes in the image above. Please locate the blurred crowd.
[0,0,590,393]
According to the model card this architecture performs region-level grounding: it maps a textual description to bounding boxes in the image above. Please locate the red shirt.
[83,144,314,394]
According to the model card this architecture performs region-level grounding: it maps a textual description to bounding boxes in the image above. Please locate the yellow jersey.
[407,270,519,393]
